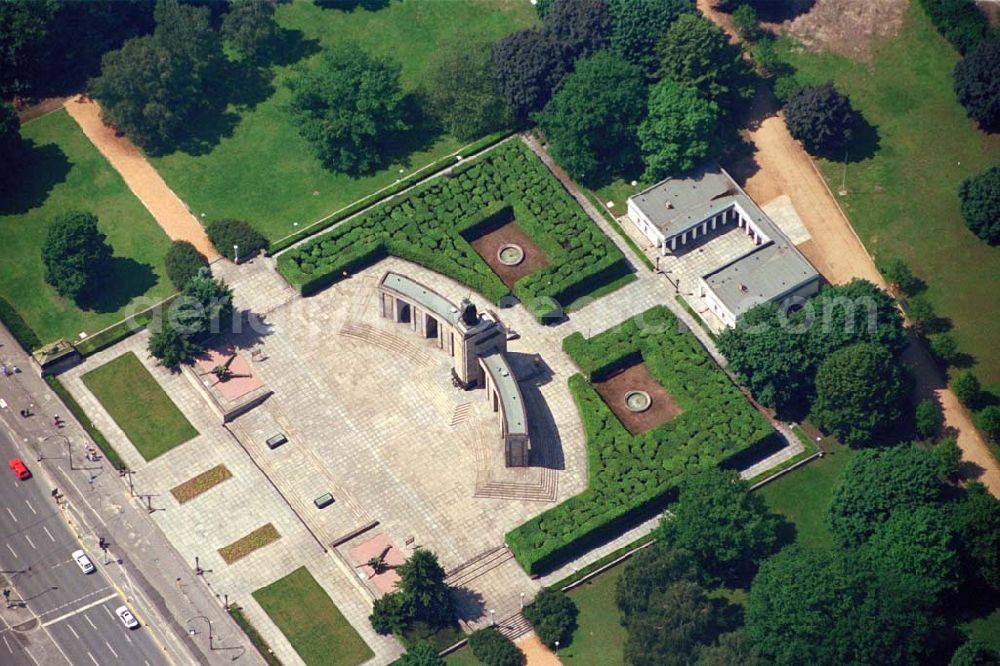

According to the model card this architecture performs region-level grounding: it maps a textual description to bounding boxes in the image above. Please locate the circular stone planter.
[624,390,652,413]
[497,243,525,267]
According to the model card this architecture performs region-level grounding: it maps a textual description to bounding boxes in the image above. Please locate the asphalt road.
[0,428,168,666]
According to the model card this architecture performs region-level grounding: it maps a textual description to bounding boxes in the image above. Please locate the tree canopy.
[959,165,1000,245]
[657,13,753,115]
[535,51,646,185]
[949,640,1000,666]
[492,28,570,121]
[954,37,1000,132]
[827,444,950,547]
[542,0,612,59]
[955,484,1000,593]
[149,270,233,370]
[88,0,223,154]
[657,468,782,585]
[396,549,454,628]
[164,240,209,291]
[286,43,408,175]
[523,588,578,649]
[468,628,523,666]
[205,218,268,262]
[639,79,718,181]
[811,342,908,447]
[616,545,698,621]
[422,41,510,142]
[745,546,942,666]
[221,0,281,62]
[41,211,114,304]
[397,641,445,666]
[784,82,859,158]
[0,102,23,187]
[609,0,696,76]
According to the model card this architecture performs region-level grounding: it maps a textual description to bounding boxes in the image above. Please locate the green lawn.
[758,437,857,551]
[0,110,174,345]
[962,610,1000,652]
[82,352,197,461]
[252,566,373,666]
[444,646,482,665]
[151,0,536,242]
[561,566,627,666]
[777,3,1000,385]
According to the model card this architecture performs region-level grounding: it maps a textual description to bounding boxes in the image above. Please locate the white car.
[71,549,95,574]
[115,605,139,629]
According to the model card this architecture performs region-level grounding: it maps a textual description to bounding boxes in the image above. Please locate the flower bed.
[170,464,232,504]
[505,307,774,575]
[218,523,281,564]
[276,141,629,320]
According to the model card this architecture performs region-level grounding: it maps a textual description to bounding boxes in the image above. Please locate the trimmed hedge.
[277,140,630,321]
[0,296,41,352]
[505,307,773,574]
[164,240,208,290]
[206,219,269,262]
[917,0,990,55]
[268,129,515,255]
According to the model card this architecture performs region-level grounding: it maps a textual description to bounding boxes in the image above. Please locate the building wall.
[626,200,664,250]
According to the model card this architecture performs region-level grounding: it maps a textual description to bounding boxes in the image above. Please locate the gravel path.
[63,97,219,260]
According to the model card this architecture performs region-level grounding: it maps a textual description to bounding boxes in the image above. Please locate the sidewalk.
[0,325,264,666]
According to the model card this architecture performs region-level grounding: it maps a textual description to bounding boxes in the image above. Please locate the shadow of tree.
[314,0,391,11]
[450,586,486,624]
[78,256,158,313]
[376,93,445,174]
[843,113,880,163]
[0,142,71,215]
[265,28,321,68]
[746,0,816,23]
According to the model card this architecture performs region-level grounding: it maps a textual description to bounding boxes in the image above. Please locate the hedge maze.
[505,307,774,575]
[276,140,630,319]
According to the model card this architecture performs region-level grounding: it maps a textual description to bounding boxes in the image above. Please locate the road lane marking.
[42,526,55,542]
[5,543,16,558]
[84,614,96,629]
[5,507,16,522]
[41,593,118,627]
[102,606,113,619]
[3,635,11,653]
[38,587,113,619]
[24,534,35,549]
[104,641,118,659]
[124,634,132,644]
[87,652,99,666]
[67,624,79,640]
[24,500,36,515]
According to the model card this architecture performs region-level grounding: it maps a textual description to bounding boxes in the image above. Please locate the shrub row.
[277,140,627,320]
[917,0,991,54]
[269,129,515,255]
[0,296,41,352]
[506,307,773,574]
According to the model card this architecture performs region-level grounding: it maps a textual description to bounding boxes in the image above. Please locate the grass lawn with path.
[0,110,174,345]
[82,352,197,460]
[777,3,1000,387]
[253,566,373,666]
[151,0,537,242]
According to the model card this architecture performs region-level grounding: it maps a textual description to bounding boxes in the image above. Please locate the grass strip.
[581,189,655,271]
[228,605,283,666]
[74,294,179,357]
[170,464,232,504]
[44,375,125,470]
[219,523,281,564]
[0,296,41,352]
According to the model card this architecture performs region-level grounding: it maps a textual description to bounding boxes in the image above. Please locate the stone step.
[445,546,515,588]
[495,612,533,642]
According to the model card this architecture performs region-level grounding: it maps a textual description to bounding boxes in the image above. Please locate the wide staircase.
[445,545,515,588]
[339,321,434,366]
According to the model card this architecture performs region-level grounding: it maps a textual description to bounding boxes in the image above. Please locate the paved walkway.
[63,97,219,260]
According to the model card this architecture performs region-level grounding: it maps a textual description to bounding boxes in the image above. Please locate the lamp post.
[519,592,525,609]
[490,609,496,627]
[187,615,213,649]
[233,244,239,264]
[555,640,560,655]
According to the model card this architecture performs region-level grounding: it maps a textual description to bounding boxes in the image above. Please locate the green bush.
[276,140,628,321]
[506,307,772,574]
[164,240,208,290]
[915,398,942,440]
[468,628,523,666]
[206,218,269,263]
[917,0,989,55]
[953,371,982,409]
[522,589,578,649]
[0,296,41,351]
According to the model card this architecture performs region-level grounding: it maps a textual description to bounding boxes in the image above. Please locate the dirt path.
[15,96,70,123]
[699,0,1000,496]
[516,634,562,666]
[63,97,219,260]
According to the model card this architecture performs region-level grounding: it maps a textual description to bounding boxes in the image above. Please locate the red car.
[8,458,31,480]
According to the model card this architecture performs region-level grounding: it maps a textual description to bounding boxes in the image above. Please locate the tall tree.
[543,0,612,59]
[0,0,53,96]
[41,211,114,303]
[657,468,782,585]
[954,37,1000,132]
[955,484,1000,593]
[959,165,1000,245]
[783,82,860,158]
[624,580,730,666]
[535,51,646,185]
[609,0,696,76]
[492,28,570,121]
[88,0,224,153]
[396,549,453,628]
[0,102,23,187]
[422,41,510,142]
[522,589,578,649]
[616,545,698,621]
[639,79,718,180]
[398,641,446,666]
[745,547,942,666]
[286,43,408,174]
[827,444,949,547]
[811,342,908,447]
[657,13,753,115]
[221,0,281,62]
[696,631,764,666]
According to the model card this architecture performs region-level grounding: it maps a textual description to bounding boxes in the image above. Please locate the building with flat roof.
[627,164,820,327]
[378,271,530,467]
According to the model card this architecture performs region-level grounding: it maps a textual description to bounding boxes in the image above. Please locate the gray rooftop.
[380,271,463,327]
[702,241,820,318]
[480,351,528,436]
[630,164,742,239]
